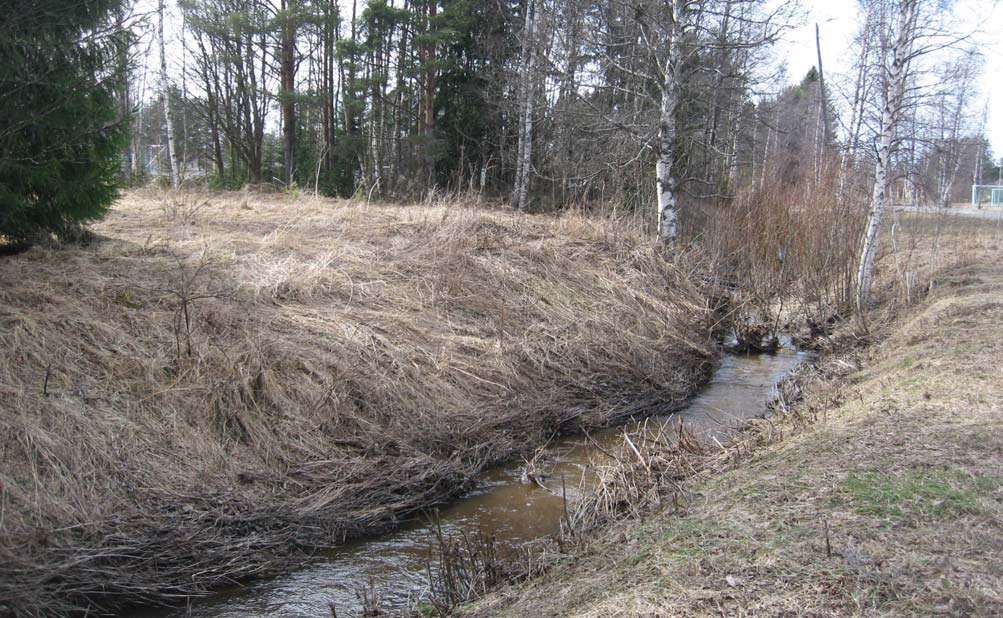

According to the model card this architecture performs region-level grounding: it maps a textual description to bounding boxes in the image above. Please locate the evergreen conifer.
[0,1,130,242]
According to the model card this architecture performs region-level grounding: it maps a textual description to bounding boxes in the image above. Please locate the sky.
[778,0,1003,160]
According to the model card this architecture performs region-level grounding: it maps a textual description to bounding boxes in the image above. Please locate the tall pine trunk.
[280,0,297,186]
[322,0,337,173]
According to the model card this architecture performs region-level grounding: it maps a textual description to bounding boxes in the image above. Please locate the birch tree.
[654,0,688,242]
[814,22,831,183]
[158,0,179,188]
[511,0,538,211]
[137,0,811,211]
[856,0,967,309]
[574,0,791,242]
[857,0,916,311]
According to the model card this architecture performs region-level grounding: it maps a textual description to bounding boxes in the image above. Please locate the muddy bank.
[0,191,718,617]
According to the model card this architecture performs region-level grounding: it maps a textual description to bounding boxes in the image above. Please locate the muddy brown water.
[139,347,808,618]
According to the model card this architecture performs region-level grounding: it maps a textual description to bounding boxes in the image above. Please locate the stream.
[140,346,809,618]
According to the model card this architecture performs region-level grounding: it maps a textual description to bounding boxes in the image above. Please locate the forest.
[126,0,998,218]
[3,0,999,239]
[1,0,1002,617]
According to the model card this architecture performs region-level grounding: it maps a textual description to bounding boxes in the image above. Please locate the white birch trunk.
[158,0,179,189]
[656,0,685,243]
[512,0,536,211]
[857,0,916,311]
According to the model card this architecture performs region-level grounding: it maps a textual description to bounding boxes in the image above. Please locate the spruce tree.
[0,1,130,243]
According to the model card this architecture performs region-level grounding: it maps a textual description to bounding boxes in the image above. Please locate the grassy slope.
[0,191,717,616]
[464,253,1003,616]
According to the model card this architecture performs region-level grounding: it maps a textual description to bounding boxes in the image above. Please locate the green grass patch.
[842,469,992,520]
[973,475,1003,494]
[659,519,712,559]
[113,288,143,309]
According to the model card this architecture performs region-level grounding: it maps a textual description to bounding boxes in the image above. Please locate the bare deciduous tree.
[856,0,971,309]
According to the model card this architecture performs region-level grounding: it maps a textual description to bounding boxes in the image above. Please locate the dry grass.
[0,189,718,617]
[459,216,1003,618]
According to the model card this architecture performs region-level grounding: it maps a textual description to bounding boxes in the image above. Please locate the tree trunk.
[511,0,537,211]
[323,0,337,172]
[158,0,179,189]
[281,0,297,186]
[857,0,917,311]
[656,0,685,243]
[115,7,133,181]
[425,1,437,138]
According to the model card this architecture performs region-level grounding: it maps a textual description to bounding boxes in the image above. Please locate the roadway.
[895,205,1003,221]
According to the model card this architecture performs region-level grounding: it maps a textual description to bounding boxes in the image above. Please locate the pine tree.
[0,0,130,243]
